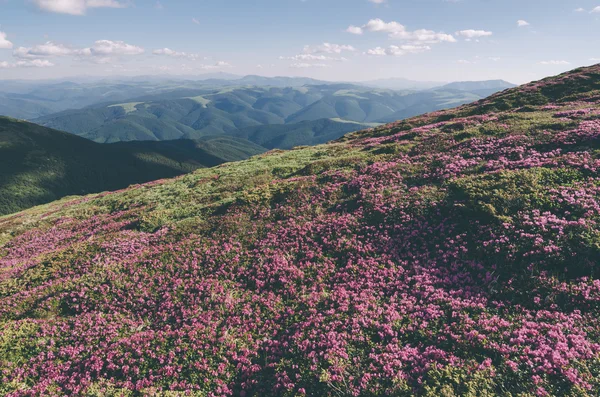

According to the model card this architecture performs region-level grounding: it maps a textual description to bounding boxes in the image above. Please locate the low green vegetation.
[0,64,598,396]
[0,117,264,215]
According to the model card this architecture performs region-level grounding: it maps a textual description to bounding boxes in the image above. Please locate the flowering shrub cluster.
[2,65,600,396]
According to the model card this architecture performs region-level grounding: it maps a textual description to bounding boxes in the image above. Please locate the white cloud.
[365,47,386,56]
[17,59,55,67]
[456,29,493,39]
[86,0,126,8]
[14,42,76,58]
[457,59,473,64]
[290,62,330,68]
[573,7,600,12]
[539,60,570,65]
[407,29,456,43]
[488,57,501,61]
[32,0,127,15]
[349,19,456,44]
[279,53,347,62]
[192,18,200,25]
[31,42,75,56]
[368,0,386,3]
[33,0,86,15]
[198,61,232,70]
[303,43,356,54]
[14,39,144,66]
[346,25,363,35]
[86,40,144,56]
[153,48,183,56]
[362,19,407,35]
[153,48,199,60]
[0,59,55,68]
[14,47,40,59]
[0,32,13,49]
[365,44,430,56]
[517,20,530,27]
[279,44,353,67]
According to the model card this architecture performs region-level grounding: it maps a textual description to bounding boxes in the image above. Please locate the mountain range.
[29,80,514,145]
[0,76,514,121]
[1,64,599,396]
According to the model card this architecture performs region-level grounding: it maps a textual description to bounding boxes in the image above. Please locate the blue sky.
[0,0,599,83]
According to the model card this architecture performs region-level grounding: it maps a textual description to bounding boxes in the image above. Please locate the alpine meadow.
[1,1,600,396]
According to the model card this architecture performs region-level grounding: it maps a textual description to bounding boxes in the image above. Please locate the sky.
[0,0,599,83]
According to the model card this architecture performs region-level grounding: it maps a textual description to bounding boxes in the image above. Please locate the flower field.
[2,65,600,396]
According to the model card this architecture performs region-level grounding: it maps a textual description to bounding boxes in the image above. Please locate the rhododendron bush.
[2,65,600,396]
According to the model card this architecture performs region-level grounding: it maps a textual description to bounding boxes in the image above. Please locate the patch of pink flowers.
[3,72,600,396]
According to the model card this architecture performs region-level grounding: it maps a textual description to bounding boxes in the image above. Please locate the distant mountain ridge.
[436,79,515,91]
[31,82,507,145]
[0,76,514,119]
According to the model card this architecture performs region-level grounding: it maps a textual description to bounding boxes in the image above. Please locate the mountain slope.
[360,77,444,90]
[374,88,492,123]
[3,65,600,396]
[0,117,264,215]
[230,118,377,149]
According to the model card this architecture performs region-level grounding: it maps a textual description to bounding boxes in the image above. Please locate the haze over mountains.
[0,76,513,145]
[0,75,514,121]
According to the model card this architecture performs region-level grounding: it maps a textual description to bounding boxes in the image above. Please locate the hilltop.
[0,117,264,215]
[2,65,600,396]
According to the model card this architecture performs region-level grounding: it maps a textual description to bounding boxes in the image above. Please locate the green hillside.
[231,118,378,149]
[2,65,600,396]
[0,117,264,215]
[31,84,506,145]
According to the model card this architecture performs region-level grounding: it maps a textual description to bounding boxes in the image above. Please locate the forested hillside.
[0,117,264,215]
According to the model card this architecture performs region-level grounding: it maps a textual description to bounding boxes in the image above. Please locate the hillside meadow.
[1,65,600,396]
